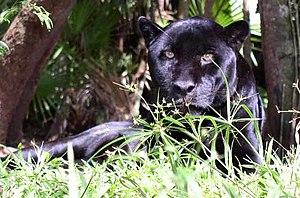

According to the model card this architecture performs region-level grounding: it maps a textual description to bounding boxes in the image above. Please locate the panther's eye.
[164,51,175,59]
[201,53,214,63]
[201,53,214,65]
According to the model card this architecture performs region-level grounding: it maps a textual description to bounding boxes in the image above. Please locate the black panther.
[139,16,266,172]
[2,16,266,172]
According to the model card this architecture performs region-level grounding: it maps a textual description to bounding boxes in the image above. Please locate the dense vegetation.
[0,0,299,197]
[1,110,300,197]
[1,0,255,140]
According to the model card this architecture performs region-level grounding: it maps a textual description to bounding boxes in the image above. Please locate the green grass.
[1,79,299,197]
[1,140,300,197]
[1,97,300,197]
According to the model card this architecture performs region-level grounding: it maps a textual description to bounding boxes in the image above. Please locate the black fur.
[139,16,265,172]
[3,17,266,172]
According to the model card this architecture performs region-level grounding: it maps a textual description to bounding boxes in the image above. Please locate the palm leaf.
[189,0,205,16]
[212,0,243,26]
[67,0,95,36]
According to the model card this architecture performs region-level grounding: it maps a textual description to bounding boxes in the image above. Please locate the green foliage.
[189,0,205,17]
[212,0,244,26]
[28,3,53,31]
[29,0,134,124]
[0,41,9,57]
[0,0,53,56]
[1,71,299,197]
[189,0,244,26]
[0,2,298,196]
[1,130,300,197]
[67,0,120,56]
[0,0,23,56]
[32,43,82,122]
[21,0,264,136]
[0,0,22,26]
[1,83,299,197]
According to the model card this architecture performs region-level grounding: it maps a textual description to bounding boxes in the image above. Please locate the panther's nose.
[173,81,195,95]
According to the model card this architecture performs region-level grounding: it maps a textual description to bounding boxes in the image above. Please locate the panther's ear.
[138,16,162,47]
[225,20,249,50]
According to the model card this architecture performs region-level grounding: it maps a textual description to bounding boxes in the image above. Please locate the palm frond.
[189,0,205,16]
[212,0,243,26]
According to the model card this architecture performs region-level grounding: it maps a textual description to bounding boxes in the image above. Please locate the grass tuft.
[1,80,300,197]
[1,141,300,197]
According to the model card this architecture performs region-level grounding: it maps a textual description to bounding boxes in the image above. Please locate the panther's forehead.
[167,17,222,29]
[165,17,224,36]
[167,30,225,49]
[156,18,227,51]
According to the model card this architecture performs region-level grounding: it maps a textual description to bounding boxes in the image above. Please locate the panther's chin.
[175,103,207,116]
[188,105,207,115]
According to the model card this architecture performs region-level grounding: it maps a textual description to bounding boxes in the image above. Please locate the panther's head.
[139,16,249,114]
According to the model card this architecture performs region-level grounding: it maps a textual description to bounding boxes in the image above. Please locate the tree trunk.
[204,0,214,19]
[178,0,190,19]
[260,0,299,151]
[242,0,252,68]
[0,0,76,145]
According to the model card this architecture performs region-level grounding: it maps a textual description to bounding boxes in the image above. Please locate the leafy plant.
[0,0,23,56]
[2,75,299,198]
[189,0,244,26]
[27,0,134,129]
[2,110,300,197]
[0,41,9,57]
[0,0,54,55]
[28,3,53,31]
